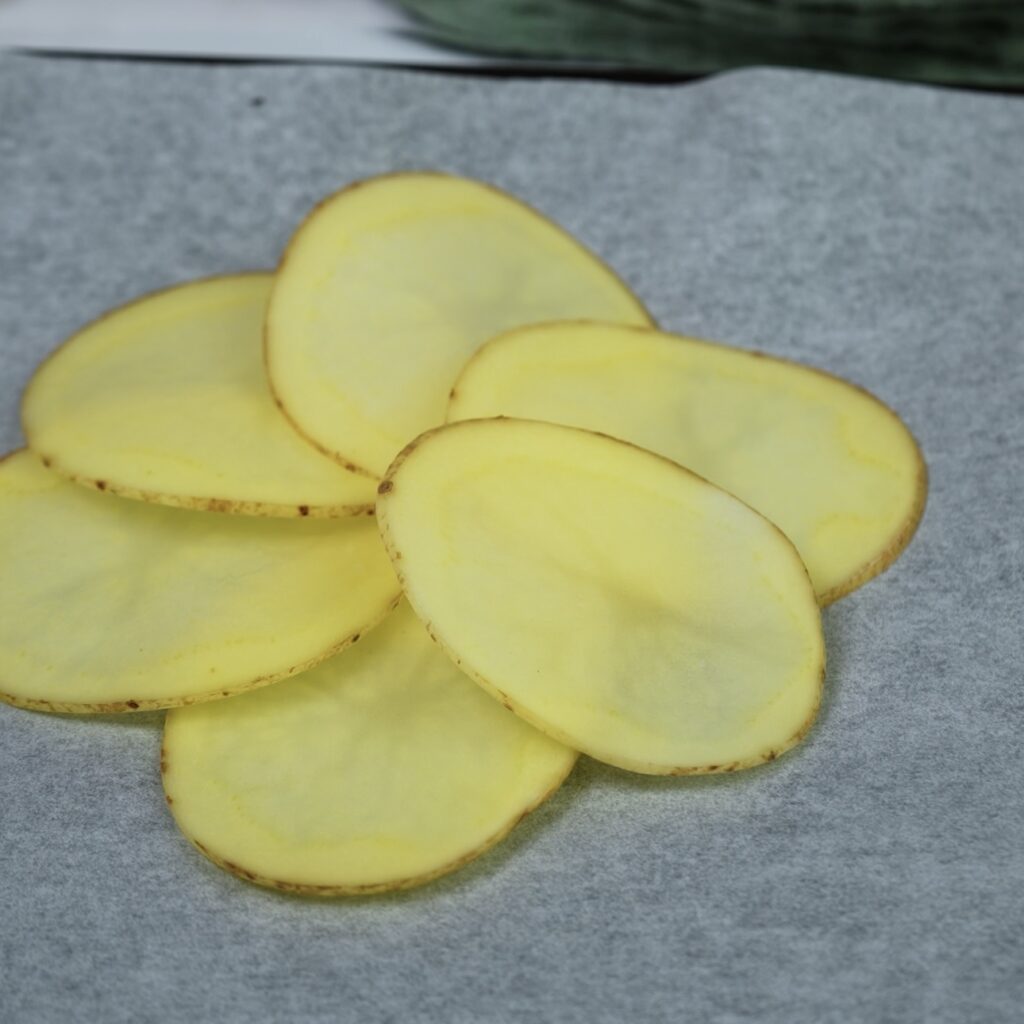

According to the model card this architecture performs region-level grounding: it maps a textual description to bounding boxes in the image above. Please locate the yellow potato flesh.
[377,420,825,775]
[0,451,400,712]
[449,323,927,603]
[22,274,377,516]
[162,601,576,894]
[265,173,652,477]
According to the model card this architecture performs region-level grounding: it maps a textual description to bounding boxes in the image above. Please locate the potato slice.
[162,601,576,895]
[265,172,652,477]
[449,323,927,604]
[0,451,399,712]
[22,274,377,517]
[377,419,825,775]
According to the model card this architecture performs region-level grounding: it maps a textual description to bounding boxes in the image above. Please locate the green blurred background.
[396,0,1024,87]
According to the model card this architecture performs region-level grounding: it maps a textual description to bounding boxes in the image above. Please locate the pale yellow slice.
[162,601,576,895]
[449,323,927,604]
[377,419,825,775]
[0,451,399,712]
[265,172,652,477]
[22,274,377,517]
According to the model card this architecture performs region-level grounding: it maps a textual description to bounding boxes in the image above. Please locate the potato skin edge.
[30,449,375,520]
[0,596,400,715]
[818,446,928,606]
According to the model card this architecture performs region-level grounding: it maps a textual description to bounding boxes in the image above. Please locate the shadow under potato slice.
[448,322,927,604]
[265,172,653,478]
[22,274,377,517]
[0,451,400,713]
[377,419,825,777]
[162,601,576,895]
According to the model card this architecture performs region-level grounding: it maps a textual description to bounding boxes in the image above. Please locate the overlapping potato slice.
[22,274,377,517]
[162,601,576,895]
[0,451,400,712]
[449,323,927,603]
[265,172,653,477]
[377,419,825,776]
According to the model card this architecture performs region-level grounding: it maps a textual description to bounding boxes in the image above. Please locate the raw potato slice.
[0,451,400,713]
[22,274,377,517]
[265,172,652,477]
[378,420,825,775]
[449,323,927,604]
[162,601,576,895]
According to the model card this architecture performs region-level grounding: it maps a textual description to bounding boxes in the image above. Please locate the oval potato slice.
[22,274,377,517]
[0,451,399,713]
[265,172,652,477]
[449,323,927,604]
[377,420,825,776]
[162,601,576,895]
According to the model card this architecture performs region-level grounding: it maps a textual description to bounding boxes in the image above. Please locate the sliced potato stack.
[22,274,376,517]
[2,171,927,896]
[0,450,399,712]
[449,323,927,604]
[265,172,652,477]
[377,419,825,775]
[163,602,576,895]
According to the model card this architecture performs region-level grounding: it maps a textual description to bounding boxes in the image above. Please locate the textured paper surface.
[1,54,1022,1023]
